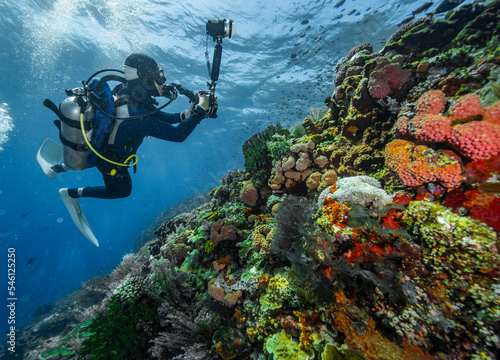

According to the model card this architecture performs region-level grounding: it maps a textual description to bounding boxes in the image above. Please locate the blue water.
[0,0,475,337]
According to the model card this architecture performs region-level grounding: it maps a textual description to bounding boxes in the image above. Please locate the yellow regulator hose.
[80,113,138,168]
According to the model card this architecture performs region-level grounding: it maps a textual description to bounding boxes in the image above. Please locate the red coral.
[484,100,500,124]
[368,57,411,99]
[468,199,500,231]
[397,90,451,142]
[462,190,500,230]
[442,188,468,210]
[394,90,500,161]
[385,140,463,188]
[394,115,410,136]
[382,208,402,229]
[465,154,500,183]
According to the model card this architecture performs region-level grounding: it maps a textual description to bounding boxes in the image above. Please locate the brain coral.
[319,175,393,209]
[385,139,463,188]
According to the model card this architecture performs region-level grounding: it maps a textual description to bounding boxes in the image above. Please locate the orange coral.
[385,139,463,188]
[333,307,436,360]
[321,185,350,227]
[207,278,242,306]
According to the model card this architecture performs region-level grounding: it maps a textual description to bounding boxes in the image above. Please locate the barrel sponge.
[320,175,393,209]
[385,139,463,188]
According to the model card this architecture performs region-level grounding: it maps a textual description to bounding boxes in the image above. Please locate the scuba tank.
[58,96,94,170]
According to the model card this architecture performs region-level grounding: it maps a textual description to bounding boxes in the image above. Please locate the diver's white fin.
[37,138,63,179]
[59,188,99,247]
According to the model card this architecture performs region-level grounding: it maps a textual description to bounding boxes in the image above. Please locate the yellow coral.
[259,274,290,312]
[252,224,274,256]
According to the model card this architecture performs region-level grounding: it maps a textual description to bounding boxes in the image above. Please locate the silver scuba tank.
[59,96,93,170]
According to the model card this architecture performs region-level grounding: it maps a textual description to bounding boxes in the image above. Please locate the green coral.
[39,345,74,359]
[265,330,314,360]
[242,124,289,172]
[80,298,160,359]
[217,201,247,227]
[113,276,151,303]
[39,317,95,359]
[267,140,291,160]
[205,239,216,254]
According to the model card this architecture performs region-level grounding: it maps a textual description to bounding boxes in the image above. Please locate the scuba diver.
[37,53,217,246]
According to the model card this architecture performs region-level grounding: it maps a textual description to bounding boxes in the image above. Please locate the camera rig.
[205,19,235,118]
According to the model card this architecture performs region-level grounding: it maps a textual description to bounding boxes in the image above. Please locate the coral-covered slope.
[6,2,500,360]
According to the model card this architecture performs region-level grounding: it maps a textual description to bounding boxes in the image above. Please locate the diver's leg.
[66,165,132,200]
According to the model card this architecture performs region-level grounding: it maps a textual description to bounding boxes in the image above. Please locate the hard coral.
[385,140,463,188]
[414,90,446,115]
[395,90,500,160]
[320,176,393,209]
[449,121,500,160]
[406,200,499,277]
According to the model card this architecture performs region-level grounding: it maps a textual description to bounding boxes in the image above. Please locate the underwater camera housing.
[206,19,235,42]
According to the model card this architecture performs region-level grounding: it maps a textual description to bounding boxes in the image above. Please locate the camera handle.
[206,41,223,82]
[205,39,223,118]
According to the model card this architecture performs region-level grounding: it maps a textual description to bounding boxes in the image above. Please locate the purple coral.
[368,57,411,99]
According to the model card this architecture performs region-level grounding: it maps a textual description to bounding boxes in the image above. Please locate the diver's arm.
[142,106,206,142]
[152,111,184,124]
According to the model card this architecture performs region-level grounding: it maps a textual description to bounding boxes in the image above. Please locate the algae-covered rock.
[321,343,368,360]
[406,201,499,275]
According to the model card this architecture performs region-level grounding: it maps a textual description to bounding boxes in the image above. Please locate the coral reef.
[8,2,500,360]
